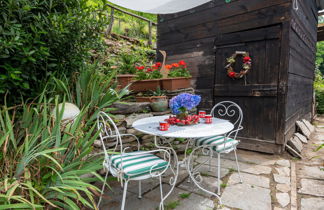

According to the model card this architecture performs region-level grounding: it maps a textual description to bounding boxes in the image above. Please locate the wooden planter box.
[117,74,136,89]
[130,79,161,92]
[161,77,191,91]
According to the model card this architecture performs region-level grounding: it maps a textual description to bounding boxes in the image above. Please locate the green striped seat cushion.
[110,151,168,179]
[195,136,239,152]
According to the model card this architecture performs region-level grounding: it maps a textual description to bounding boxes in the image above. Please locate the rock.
[286,144,302,158]
[141,134,153,140]
[121,136,137,143]
[276,184,290,193]
[126,128,144,136]
[114,114,126,126]
[294,132,308,144]
[276,159,290,167]
[302,119,315,133]
[117,127,127,134]
[111,102,150,114]
[227,172,270,189]
[276,192,290,207]
[287,136,303,153]
[94,140,102,148]
[275,167,290,177]
[125,113,153,128]
[52,102,80,125]
[296,120,311,138]
[221,183,271,210]
[298,179,324,197]
[273,174,290,184]
[301,198,324,210]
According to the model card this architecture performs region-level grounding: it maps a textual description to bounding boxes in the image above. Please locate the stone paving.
[98,117,324,210]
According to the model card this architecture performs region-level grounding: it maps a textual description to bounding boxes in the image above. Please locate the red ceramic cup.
[205,115,212,124]
[199,110,206,118]
[159,121,170,131]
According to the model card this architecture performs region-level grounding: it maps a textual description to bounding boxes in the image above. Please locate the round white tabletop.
[132,115,234,138]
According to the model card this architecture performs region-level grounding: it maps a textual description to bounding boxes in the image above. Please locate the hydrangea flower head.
[169,93,201,115]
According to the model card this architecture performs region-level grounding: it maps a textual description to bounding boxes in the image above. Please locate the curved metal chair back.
[211,101,243,140]
[96,111,122,159]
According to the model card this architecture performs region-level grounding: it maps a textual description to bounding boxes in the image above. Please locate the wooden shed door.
[213,25,281,144]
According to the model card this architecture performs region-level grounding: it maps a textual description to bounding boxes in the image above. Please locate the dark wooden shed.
[157,0,323,154]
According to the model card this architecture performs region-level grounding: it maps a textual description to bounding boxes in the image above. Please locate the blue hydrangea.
[169,93,201,115]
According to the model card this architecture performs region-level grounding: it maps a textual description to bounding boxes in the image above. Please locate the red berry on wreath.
[228,72,236,78]
[243,56,251,63]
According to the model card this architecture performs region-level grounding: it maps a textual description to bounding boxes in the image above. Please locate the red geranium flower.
[172,63,179,68]
[146,68,153,72]
[228,72,236,78]
[136,66,145,70]
[155,62,162,67]
[243,56,251,63]
[178,60,186,66]
[165,65,172,69]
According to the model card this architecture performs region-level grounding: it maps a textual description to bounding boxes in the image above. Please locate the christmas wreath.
[225,51,252,79]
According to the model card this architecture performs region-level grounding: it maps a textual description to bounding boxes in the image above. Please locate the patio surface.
[98,117,324,210]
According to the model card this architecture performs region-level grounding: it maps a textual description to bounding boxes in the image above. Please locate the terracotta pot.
[130,79,161,92]
[135,95,167,103]
[117,74,136,88]
[161,77,191,91]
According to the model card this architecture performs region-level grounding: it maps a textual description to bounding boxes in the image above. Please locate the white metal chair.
[96,111,174,210]
[189,101,243,195]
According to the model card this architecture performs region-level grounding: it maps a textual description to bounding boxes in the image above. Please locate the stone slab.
[125,113,153,128]
[221,150,277,166]
[288,136,303,153]
[276,159,290,167]
[276,184,291,193]
[196,156,272,175]
[298,179,324,197]
[275,167,290,177]
[178,176,221,197]
[227,172,270,189]
[221,183,271,210]
[296,120,311,138]
[301,197,324,210]
[298,165,324,179]
[302,119,315,133]
[174,192,216,210]
[111,102,150,114]
[294,132,308,144]
[273,174,290,184]
[276,192,290,208]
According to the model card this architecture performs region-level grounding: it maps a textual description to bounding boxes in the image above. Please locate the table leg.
[186,145,222,205]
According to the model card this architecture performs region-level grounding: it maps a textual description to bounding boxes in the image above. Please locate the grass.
[179,193,191,199]
[228,168,237,173]
[220,183,227,188]
[164,201,180,210]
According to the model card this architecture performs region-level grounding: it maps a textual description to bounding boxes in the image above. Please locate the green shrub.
[0,0,107,104]
[316,90,324,114]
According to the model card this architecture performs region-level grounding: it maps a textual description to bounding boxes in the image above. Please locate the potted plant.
[161,60,192,91]
[130,62,163,92]
[116,53,139,88]
[135,88,169,112]
[166,93,201,125]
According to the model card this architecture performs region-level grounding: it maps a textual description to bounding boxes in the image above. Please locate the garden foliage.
[0,66,128,209]
[0,0,108,104]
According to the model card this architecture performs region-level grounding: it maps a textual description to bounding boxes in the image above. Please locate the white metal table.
[132,115,234,204]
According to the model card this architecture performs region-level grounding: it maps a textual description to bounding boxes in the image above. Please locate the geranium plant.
[135,62,163,80]
[166,60,191,78]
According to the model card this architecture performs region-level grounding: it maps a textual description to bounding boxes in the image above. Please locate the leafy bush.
[0,0,107,104]
[0,93,103,209]
[49,63,130,123]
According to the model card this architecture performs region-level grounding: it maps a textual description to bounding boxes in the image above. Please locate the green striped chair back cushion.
[110,152,168,179]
